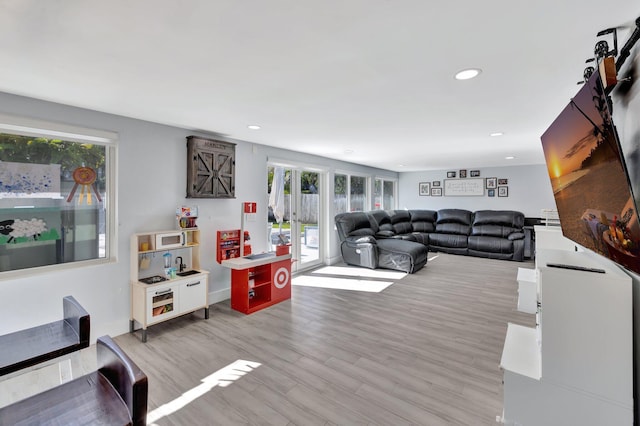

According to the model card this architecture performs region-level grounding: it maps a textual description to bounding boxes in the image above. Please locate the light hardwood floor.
[115,253,536,425]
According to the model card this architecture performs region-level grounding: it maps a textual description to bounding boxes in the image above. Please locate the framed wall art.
[459,169,467,178]
[486,177,497,189]
[488,189,495,197]
[447,171,456,178]
[498,186,509,197]
[431,188,442,196]
[432,180,441,187]
[470,170,480,177]
[498,178,508,185]
[419,182,431,196]
[444,178,485,196]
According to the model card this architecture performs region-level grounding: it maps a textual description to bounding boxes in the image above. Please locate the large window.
[0,117,116,274]
[334,173,368,213]
[374,178,396,210]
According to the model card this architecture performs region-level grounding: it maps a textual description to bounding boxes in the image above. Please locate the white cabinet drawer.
[180,278,207,312]
[146,285,178,324]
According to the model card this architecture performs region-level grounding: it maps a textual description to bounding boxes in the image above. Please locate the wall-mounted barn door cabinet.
[186,136,236,198]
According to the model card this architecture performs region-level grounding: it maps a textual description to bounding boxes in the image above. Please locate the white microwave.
[155,231,185,250]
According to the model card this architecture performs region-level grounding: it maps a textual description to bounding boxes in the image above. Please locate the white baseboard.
[209,288,230,305]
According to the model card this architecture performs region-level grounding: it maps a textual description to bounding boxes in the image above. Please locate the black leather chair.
[335,212,428,273]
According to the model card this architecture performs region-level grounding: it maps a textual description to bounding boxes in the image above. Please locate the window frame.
[374,177,397,210]
[334,171,369,213]
[0,114,118,278]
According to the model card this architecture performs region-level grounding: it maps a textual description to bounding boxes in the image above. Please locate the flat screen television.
[540,68,640,274]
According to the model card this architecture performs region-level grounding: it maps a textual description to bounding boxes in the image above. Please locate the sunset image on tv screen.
[541,71,640,274]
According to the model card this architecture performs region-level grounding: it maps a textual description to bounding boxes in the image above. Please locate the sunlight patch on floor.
[292,275,394,292]
[147,359,261,425]
[310,265,406,279]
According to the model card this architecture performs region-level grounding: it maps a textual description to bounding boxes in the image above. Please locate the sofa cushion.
[429,233,468,248]
[411,232,430,245]
[468,235,514,254]
[436,222,471,236]
[369,210,393,233]
[473,210,524,228]
[410,210,437,233]
[335,212,376,241]
[376,238,428,273]
[471,210,525,239]
[436,209,473,225]
[389,210,413,235]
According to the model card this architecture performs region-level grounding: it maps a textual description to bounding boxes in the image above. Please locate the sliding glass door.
[268,165,324,273]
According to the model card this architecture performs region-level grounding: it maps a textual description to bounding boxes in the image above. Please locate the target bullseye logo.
[274,267,289,289]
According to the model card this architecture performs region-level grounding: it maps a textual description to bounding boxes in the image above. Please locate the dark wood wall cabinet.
[186,136,236,198]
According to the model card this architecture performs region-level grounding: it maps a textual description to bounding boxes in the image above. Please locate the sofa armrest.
[344,235,377,246]
[97,335,148,426]
[63,296,90,348]
[507,232,525,241]
[375,231,396,238]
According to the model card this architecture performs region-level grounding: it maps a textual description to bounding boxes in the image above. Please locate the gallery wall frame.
[498,186,509,197]
[419,182,430,196]
[486,177,497,189]
[431,188,442,196]
[444,178,485,196]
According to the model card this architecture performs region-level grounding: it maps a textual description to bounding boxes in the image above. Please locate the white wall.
[0,91,395,340]
[398,165,557,218]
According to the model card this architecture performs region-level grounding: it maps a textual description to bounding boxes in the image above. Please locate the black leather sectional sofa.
[335,209,526,273]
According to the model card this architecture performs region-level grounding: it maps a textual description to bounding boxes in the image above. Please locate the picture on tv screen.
[541,69,640,274]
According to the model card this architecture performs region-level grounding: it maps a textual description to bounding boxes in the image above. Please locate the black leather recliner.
[468,210,525,260]
[335,212,428,273]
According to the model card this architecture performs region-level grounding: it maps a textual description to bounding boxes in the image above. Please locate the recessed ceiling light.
[505,156,516,160]
[247,125,261,130]
[490,132,504,137]
[455,68,482,80]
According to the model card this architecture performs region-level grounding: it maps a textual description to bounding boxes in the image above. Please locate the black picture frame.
[431,188,442,196]
[488,189,495,197]
[419,182,430,196]
[498,178,508,185]
[498,186,509,197]
[459,169,467,178]
[447,171,456,178]
[432,180,441,187]
[470,170,480,177]
[486,177,497,189]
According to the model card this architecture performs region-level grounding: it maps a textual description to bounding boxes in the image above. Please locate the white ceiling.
[0,1,637,172]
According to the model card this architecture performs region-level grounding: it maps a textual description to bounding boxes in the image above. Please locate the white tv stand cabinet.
[501,248,633,425]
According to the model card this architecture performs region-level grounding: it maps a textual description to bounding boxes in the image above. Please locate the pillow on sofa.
[436,222,472,236]
[410,210,437,233]
[369,210,393,232]
[473,210,524,228]
[389,210,413,235]
[436,209,473,225]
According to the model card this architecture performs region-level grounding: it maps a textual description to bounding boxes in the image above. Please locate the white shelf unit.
[501,249,633,425]
[129,229,209,342]
[516,267,537,314]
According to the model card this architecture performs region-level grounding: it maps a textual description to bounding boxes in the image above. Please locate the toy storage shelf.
[222,254,292,314]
